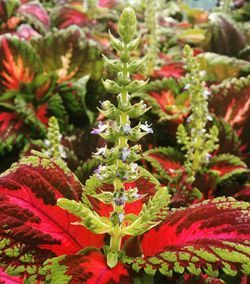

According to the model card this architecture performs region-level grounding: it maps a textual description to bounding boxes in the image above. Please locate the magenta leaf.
[51,3,89,29]
[126,197,250,278]
[44,249,134,284]
[0,152,104,280]
[16,2,50,34]
[0,267,22,284]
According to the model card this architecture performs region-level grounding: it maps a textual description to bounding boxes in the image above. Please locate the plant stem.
[110,47,130,252]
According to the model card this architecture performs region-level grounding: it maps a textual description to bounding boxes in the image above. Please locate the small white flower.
[44,139,50,146]
[202,89,211,99]
[140,121,153,134]
[199,70,206,77]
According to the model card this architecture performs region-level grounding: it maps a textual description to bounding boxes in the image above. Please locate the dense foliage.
[0,0,249,283]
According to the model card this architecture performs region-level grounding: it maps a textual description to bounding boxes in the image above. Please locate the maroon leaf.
[234,183,250,202]
[210,80,250,163]
[212,118,242,158]
[143,147,184,180]
[0,112,23,156]
[127,197,250,278]
[46,250,134,284]
[208,154,247,182]
[0,153,104,279]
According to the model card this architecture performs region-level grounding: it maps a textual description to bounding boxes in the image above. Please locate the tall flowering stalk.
[219,0,233,12]
[177,45,219,177]
[84,0,98,19]
[43,116,66,159]
[57,7,169,268]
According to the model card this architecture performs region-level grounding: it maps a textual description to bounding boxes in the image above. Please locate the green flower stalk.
[145,0,158,75]
[177,45,219,176]
[44,116,66,159]
[219,0,233,12]
[58,7,169,268]
[84,0,98,20]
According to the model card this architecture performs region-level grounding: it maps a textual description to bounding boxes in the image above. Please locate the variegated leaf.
[125,197,250,279]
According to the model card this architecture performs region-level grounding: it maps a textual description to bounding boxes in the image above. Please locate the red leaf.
[153,63,185,79]
[130,197,250,278]
[0,36,36,90]
[52,4,89,29]
[208,154,247,181]
[0,112,22,133]
[47,250,134,284]
[36,103,49,125]
[0,154,104,278]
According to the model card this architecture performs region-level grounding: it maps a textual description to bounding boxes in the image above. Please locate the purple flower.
[91,122,107,134]
[94,164,107,180]
[121,148,130,162]
[114,196,127,206]
[122,124,131,135]
[132,193,140,199]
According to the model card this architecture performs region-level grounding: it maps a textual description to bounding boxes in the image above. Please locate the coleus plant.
[1,7,250,284]
[142,45,248,206]
[0,24,103,171]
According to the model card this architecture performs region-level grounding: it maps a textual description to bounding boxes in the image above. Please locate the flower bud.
[127,34,141,51]
[127,79,149,93]
[109,30,124,51]
[118,7,137,44]
[120,50,130,63]
[128,55,147,73]
[102,55,123,72]
[128,101,150,118]
[117,72,131,86]
[102,79,121,94]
